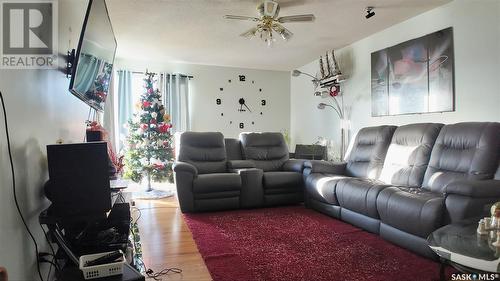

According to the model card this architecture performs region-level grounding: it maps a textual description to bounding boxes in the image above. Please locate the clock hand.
[243,103,252,113]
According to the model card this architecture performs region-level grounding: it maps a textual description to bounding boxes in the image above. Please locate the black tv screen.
[69,0,116,112]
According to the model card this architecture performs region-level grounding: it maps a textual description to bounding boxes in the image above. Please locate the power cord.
[0,91,44,281]
[39,222,60,280]
[39,223,59,269]
[37,253,58,280]
[130,207,182,280]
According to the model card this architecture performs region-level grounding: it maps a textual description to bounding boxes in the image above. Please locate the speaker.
[86,130,102,142]
[46,142,111,217]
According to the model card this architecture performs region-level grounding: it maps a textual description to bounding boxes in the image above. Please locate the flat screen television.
[69,0,116,112]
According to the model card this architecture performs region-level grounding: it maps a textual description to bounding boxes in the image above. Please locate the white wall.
[0,0,89,280]
[290,59,340,154]
[291,0,500,155]
[116,59,291,139]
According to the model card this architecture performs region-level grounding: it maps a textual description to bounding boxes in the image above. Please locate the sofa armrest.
[235,168,264,208]
[445,180,500,198]
[173,161,198,176]
[173,161,197,213]
[227,160,255,170]
[282,159,307,173]
[304,160,347,174]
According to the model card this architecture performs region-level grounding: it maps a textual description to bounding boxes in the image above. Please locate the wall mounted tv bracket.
[66,49,76,78]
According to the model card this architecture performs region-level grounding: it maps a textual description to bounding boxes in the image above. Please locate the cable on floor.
[130,207,182,280]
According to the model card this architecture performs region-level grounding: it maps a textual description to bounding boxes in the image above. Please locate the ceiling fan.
[224,0,315,47]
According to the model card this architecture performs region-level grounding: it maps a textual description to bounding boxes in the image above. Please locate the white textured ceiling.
[107,0,450,71]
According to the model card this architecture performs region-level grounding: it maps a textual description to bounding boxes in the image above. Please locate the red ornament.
[142,101,152,108]
[140,123,148,130]
[330,85,340,97]
[157,123,168,133]
[153,163,165,169]
[150,118,157,124]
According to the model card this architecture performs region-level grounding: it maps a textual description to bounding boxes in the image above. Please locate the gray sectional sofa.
[173,122,500,258]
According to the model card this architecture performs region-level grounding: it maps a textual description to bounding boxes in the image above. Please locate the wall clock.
[216,75,268,130]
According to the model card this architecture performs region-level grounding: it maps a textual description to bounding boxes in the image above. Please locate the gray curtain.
[158,73,190,132]
[117,70,133,151]
[167,74,191,132]
[74,54,102,94]
[102,71,116,150]
[159,72,169,114]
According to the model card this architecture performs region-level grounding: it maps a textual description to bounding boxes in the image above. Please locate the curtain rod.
[130,71,194,79]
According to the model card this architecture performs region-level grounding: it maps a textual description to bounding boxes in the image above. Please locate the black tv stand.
[39,203,144,281]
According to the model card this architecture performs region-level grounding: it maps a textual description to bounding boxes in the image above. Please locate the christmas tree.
[124,72,174,190]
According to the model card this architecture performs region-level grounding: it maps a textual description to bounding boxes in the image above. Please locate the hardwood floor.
[133,196,212,281]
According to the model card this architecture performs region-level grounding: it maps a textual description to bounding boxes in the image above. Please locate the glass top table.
[428,221,500,274]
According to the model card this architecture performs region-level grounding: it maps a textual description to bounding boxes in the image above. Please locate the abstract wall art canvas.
[371,27,454,116]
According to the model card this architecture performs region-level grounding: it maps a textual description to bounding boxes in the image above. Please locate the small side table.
[427,222,500,281]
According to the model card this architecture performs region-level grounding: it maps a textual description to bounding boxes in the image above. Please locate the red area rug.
[184,206,451,281]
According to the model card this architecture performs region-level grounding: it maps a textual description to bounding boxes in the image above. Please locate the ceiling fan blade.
[224,15,260,22]
[240,27,259,38]
[272,23,293,41]
[277,14,315,23]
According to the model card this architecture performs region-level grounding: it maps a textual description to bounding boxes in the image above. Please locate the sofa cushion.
[263,171,302,190]
[423,122,500,193]
[345,126,397,179]
[177,132,227,174]
[240,132,289,171]
[379,123,443,187]
[336,178,389,219]
[305,173,351,205]
[193,173,242,194]
[225,138,243,160]
[377,186,445,238]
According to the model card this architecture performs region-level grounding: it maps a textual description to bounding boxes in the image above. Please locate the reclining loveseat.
[173,132,306,212]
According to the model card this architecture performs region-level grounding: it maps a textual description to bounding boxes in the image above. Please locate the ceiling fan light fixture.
[273,24,293,41]
[280,29,292,41]
[259,28,275,47]
[258,0,280,18]
[226,0,315,46]
[241,27,259,38]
